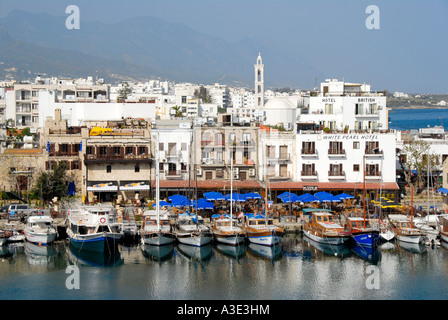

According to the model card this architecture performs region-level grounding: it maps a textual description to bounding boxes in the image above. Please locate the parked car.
[7,204,38,219]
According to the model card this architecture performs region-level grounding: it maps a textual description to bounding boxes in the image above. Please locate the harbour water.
[1,235,448,301]
[389,108,448,131]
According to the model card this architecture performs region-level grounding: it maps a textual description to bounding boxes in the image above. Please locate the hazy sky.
[0,0,447,93]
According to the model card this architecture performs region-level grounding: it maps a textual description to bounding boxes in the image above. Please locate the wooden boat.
[390,216,424,244]
[24,216,57,246]
[438,216,448,243]
[140,210,175,246]
[0,230,14,246]
[66,205,123,253]
[302,208,351,245]
[174,213,213,247]
[243,214,284,246]
[211,215,245,246]
[345,217,380,247]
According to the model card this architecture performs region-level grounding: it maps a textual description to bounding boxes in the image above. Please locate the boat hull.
[246,230,282,246]
[141,232,175,246]
[441,232,448,243]
[380,230,395,242]
[176,232,213,247]
[303,229,350,245]
[24,231,57,246]
[351,232,380,247]
[397,234,423,244]
[69,231,122,253]
[214,232,246,246]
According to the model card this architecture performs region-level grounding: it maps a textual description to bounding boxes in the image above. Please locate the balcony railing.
[301,171,317,177]
[328,149,346,156]
[201,159,225,166]
[365,149,383,156]
[164,170,182,179]
[328,171,346,179]
[365,171,382,177]
[201,140,226,147]
[84,153,151,163]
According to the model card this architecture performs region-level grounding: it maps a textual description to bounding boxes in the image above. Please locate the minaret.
[254,52,264,107]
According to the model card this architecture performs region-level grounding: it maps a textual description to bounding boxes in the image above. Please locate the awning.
[87,181,118,192]
[120,180,150,191]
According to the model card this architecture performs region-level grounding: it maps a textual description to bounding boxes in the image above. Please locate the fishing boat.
[211,215,245,246]
[379,218,395,242]
[243,214,284,246]
[140,209,175,246]
[345,216,380,247]
[302,208,351,245]
[390,216,424,244]
[174,212,213,247]
[439,216,448,243]
[24,216,57,246]
[66,205,123,253]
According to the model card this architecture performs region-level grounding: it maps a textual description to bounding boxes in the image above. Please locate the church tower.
[254,52,264,107]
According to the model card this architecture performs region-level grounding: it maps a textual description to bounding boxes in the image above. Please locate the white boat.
[174,213,212,247]
[211,215,246,246]
[0,230,14,246]
[439,216,448,243]
[243,214,284,246]
[24,216,57,246]
[390,217,424,244]
[140,210,175,246]
[66,205,123,253]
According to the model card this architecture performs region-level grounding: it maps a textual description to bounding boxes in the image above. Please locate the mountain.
[0,10,322,88]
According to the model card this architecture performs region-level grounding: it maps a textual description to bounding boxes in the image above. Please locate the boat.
[174,212,213,247]
[243,213,284,246]
[345,216,380,247]
[302,208,351,245]
[140,132,176,246]
[438,216,448,243]
[379,218,395,242]
[140,209,175,246]
[389,216,424,244]
[211,215,245,246]
[66,205,123,253]
[24,216,57,246]
[0,230,14,246]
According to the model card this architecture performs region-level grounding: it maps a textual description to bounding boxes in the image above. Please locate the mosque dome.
[264,98,296,110]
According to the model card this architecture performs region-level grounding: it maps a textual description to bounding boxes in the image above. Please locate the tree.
[401,140,436,193]
[171,105,183,118]
[118,81,132,100]
[194,86,213,103]
[33,162,68,204]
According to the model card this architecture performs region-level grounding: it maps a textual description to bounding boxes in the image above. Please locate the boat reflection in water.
[177,243,213,261]
[303,236,351,258]
[214,243,246,260]
[398,241,427,254]
[350,244,381,263]
[24,241,58,265]
[68,244,124,267]
[141,243,175,262]
[247,243,282,261]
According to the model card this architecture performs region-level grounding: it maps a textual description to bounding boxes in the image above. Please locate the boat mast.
[155,132,161,232]
[363,155,366,229]
[230,150,233,230]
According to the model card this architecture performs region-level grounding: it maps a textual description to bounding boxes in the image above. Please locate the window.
[113,146,121,155]
[138,146,146,155]
[60,144,69,154]
[126,147,134,155]
[159,163,164,172]
[159,143,164,151]
[325,104,333,114]
[99,147,107,155]
[353,164,360,172]
[353,141,360,149]
[181,143,187,151]
[135,164,140,173]
[106,165,112,173]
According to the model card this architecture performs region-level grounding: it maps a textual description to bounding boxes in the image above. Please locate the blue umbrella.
[204,191,225,201]
[191,198,214,210]
[315,192,341,203]
[244,192,263,199]
[169,194,189,207]
[152,201,173,207]
[225,193,246,202]
[299,194,321,203]
[277,192,296,199]
[280,194,300,203]
[335,193,355,200]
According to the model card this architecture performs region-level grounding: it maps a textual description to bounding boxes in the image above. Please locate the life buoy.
[100,217,106,224]
[220,215,223,220]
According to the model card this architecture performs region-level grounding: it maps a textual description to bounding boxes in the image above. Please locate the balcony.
[201,140,226,147]
[301,149,318,157]
[328,171,346,179]
[301,171,318,179]
[201,159,225,167]
[365,171,382,179]
[267,153,291,162]
[84,153,152,163]
[364,149,383,157]
[165,150,182,159]
[164,170,183,179]
[328,149,346,157]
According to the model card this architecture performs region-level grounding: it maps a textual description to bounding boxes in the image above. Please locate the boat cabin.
[346,217,372,230]
[214,219,238,228]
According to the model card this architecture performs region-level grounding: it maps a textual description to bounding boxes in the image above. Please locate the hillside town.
[0,53,447,213]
